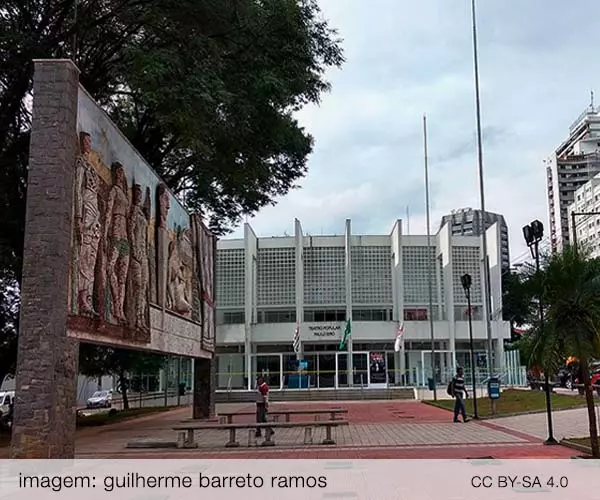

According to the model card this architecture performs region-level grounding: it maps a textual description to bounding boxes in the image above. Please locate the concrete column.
[344,219,353,387]
[294,218,304,360]
[11,59,80,458]
[193,357,216,419]
[244,223,254,390]
[395,220,405,385]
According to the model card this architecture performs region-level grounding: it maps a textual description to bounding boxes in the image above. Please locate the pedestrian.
[450,367,470,423]
[255,376,271,438]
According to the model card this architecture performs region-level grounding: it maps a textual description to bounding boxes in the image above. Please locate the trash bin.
[178,383,186,396]
[427,377,435,391]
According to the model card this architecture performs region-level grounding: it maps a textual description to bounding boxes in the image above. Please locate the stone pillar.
[10,59,80,459]
[193,356,216,419]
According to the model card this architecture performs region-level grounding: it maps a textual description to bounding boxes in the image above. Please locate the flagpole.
[423,113,438,401]
[470,0,494,377]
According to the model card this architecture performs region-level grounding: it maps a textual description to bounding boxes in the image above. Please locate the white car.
[86,390,112,409]
[0,391,14,426]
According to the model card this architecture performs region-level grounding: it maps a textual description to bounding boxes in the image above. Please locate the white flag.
[394,322,405,352]
[293,324,300,353]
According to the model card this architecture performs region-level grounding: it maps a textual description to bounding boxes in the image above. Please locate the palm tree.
[539,245,600,457]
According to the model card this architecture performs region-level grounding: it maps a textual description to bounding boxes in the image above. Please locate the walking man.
[255,376,270,438]
[451,367,470,423]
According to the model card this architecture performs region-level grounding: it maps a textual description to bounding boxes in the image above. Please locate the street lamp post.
[522,220,558,445]
[460,273,479,420]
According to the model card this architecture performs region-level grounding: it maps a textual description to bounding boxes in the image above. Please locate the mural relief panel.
[192,215,216,352]
[68,87,217,355]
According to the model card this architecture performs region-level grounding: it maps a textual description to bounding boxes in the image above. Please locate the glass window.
[217,310,245,325]
[404,308,428,321]
[304,309,346,322]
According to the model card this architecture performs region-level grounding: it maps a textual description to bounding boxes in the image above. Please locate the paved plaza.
[1,399,591,459]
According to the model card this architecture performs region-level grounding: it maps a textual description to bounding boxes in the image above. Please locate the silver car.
[86,390,112,408]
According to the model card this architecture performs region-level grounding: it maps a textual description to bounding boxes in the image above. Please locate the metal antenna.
[591,90,595,111]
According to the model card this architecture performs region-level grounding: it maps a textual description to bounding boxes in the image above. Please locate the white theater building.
[214,219,511,390]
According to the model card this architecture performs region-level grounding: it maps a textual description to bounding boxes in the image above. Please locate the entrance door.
[335,352,369,387]
[352,352,368,386]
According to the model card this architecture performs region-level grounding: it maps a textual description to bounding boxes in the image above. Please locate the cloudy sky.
[231,0,600,263]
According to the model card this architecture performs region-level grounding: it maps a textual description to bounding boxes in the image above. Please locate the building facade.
[215,218,510,390]
[439,208,510,270]
[567,174,600,257]
[547,104,600,252]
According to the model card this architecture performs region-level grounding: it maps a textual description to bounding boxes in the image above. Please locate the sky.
[231,0,600,264]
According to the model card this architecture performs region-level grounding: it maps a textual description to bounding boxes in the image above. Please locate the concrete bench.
[172,420,349,449]
[216,408,348,424]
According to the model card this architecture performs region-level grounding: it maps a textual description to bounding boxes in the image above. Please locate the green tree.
[502,269,534,344]
[1,0,344,377]
[532,246,600,457]
[79,344,166,410]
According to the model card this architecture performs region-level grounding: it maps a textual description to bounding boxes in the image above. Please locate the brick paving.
[0,400,586,459]
[488,406,597,440]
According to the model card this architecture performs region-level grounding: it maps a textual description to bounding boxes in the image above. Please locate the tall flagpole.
[423,114,437,401]
[470,0,494,377]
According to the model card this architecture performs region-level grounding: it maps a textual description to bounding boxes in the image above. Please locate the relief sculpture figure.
[167,234,192,316]
[104,162,131,323]
[156,183,170,307]
[126,184,150,330]
[74,132,101,316]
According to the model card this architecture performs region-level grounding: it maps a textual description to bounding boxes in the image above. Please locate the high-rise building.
[567,174,600,258]
[214,218,511,391]
[439,208,509,270]
[547,102,600,252]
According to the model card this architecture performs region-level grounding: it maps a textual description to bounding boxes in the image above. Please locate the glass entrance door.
[353,352,368,386]
[336,352,369,387]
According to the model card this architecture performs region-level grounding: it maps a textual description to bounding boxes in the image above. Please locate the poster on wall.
[369,352,387,384]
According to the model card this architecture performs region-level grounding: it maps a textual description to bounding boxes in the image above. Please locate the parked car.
[86,390,112,409]
[556,367,573,389]
[0,391,14,428]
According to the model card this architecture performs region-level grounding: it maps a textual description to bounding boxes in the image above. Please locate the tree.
[1,0,344,266]
[502,270,533,342]
[79,344,166,410]
[532,246,600,457]
[1,0,344,376]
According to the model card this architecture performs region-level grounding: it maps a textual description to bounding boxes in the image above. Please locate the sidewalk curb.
[559,439,592,456]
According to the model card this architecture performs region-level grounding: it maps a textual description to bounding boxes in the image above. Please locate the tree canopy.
[0,0,344,379]
[513,246,600,456]
[0,0,343,275]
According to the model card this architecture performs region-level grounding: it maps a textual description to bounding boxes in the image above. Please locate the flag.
[339,318,351,349]
[394,322,405,353]
[293,324,300,354]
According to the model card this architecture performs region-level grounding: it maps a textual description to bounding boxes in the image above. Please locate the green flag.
[339,318,351,349]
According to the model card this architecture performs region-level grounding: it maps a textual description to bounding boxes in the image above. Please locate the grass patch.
[567,437,594,448]
[76,406,176,427]
[427,389,587,418]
